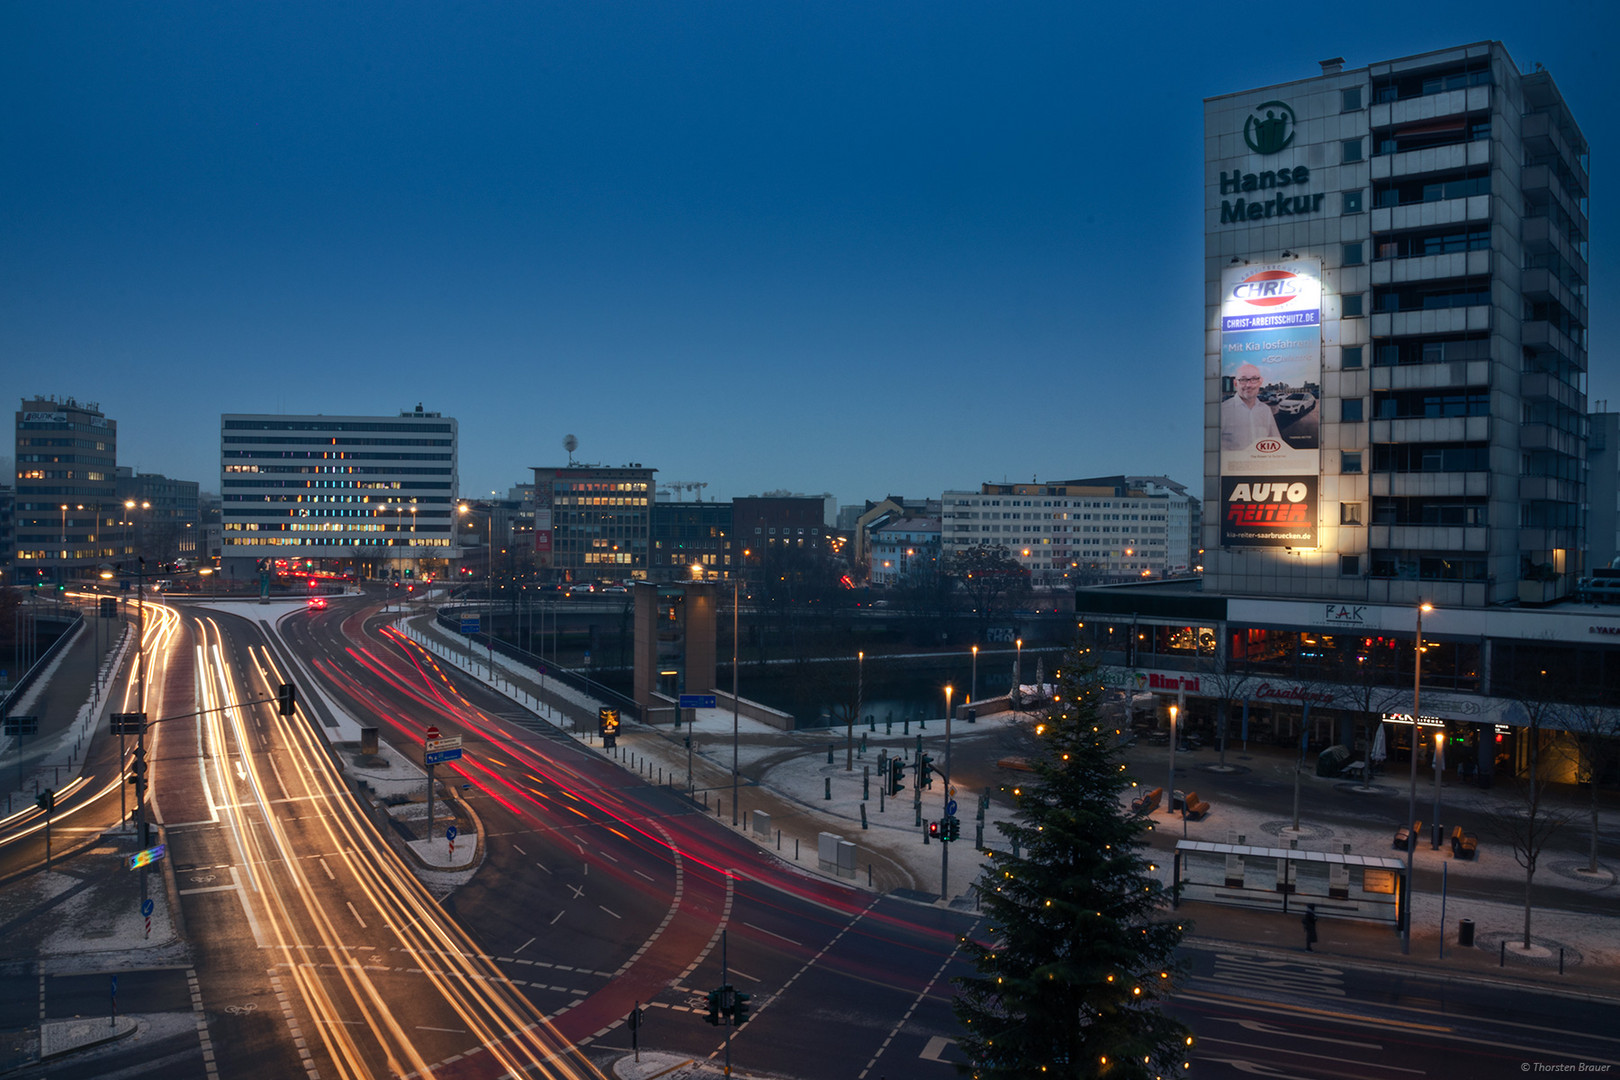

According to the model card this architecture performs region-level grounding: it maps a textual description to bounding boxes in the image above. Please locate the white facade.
[869,518,940,587]
[220,410,459,565]
[1204,43,1589,609]
[943,477,1194,586]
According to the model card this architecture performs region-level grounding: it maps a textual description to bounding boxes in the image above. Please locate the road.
[278,598,980,1078]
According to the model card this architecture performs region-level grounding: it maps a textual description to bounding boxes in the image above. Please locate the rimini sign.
[1216,100,1324,226]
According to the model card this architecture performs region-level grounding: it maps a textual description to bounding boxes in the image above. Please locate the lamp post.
[732,552,747,827]
[1165,703,1178,816]
[941,683,953,902]
[970,644,978,710]
[1403,600,1432,955]
[848,650,862,770]
[1014,637,1023,711]
[1431,730,1445,849]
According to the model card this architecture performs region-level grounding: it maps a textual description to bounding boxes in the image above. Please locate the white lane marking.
[512,844,527,855]
[550,912,565,925]
[634,870,654,882]
[179,883,242,896]
[743,922,802,947]
[920,1036,954,1062]
[534,861,552,875]
[598,906,621,920]
[514,937,535,955]
[346,901,368,929]
[318,858,335,881]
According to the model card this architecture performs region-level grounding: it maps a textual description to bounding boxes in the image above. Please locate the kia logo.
[1256,439,1282,453]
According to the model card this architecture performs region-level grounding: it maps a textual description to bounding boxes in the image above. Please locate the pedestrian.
[1302,904,1319,952]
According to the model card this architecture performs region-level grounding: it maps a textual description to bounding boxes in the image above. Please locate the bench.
[1183,791,1211,820]
[1450,825,1479,859]
[1130,787,1163,815]
[1393,820,1422,851]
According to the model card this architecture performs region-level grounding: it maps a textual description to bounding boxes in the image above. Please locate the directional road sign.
[678,694,718,709]
[141,899,155,917]
[460,617,480,635]
[129,844,167,870]
[425,736,462,753]
[946,799,958,817]
[2,716,38,737]
[425,747,463,766]
[445,825,458,841]
[425,725,440,740]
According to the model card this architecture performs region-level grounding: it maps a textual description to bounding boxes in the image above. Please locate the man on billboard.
[1220,363,1281,452]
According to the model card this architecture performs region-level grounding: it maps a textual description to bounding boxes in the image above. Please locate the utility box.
[360,727,379,756]
[836,840,857,879]
[752,810,771,837]
[818,832,842,874]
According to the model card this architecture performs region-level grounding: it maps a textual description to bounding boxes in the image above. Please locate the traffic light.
[732,991,752,1026]
[129,746,147,799]
[36,789,55,814]
[704,989,722,1026]
[928,819,940,839]
[888,757,905,797]
[918,752,935,789]
[278,683,297,716]
[946,816,961,842]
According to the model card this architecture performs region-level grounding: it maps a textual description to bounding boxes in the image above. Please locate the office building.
[219,407,458,577]
[116,467,202,568]
[943,476,1195,586]
[531,463,656,581]
[1206,41,1588,609]
[13,396,118,584]
[868,517,941,587]
[651,500,733,582]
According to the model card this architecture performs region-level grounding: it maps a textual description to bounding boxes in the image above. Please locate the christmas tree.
[953,643,1193,1078]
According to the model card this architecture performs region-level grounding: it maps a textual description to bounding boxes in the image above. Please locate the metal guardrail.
[433,604,640,722]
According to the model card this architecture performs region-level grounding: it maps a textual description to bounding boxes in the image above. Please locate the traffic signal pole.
[941,685,953,904]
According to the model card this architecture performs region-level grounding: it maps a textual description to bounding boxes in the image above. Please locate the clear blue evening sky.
[4,2,1614,510]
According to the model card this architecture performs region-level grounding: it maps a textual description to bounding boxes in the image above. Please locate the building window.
[1342,138,1363,163]
[1342,87,1362,111]
[1343,346,1363,369]
[1340,554,1361,576]
[1343,242,1363,266]
[1341,398,1364,422]
[1340,502,1363,525]
[1343,294,1364,317]
[1341,451,1363,474]
[1342,190,1363,214]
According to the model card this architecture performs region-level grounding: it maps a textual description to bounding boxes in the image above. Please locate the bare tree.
[1483,694,1574,950]
[1549,699,1620,875]
[947,545,1029,642]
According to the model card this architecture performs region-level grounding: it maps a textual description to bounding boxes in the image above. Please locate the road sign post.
[446,824,458,858]
[424,725,440,842]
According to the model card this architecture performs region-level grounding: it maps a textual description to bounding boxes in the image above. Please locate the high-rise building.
[1206,42,1588,609]
[531,464,656,581]
[219,408,458,577]
[13,396,118,585]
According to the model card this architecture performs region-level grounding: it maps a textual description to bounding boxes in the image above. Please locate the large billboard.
[1219,258,1321,547]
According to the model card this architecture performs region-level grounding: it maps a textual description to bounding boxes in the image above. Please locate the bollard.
[860,804,868,830]
[903,719,909,735]
[868,716,875,732]
[860,733,867,754]
[868,864,873,887]
[1500,941,1506,967]
[777,829,781,850]
[795,838,799,860]
[923,822,929,844]
[976,821,983,848]
[886,719,893,735]
[824,778,831,801]
[863,766,869,801]
[827,743,834,765]
[1560,948,1565,975]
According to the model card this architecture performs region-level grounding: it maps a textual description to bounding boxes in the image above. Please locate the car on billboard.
[1276,392,1317,416]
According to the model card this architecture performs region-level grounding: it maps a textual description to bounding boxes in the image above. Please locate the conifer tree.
[953,642,1193,1078]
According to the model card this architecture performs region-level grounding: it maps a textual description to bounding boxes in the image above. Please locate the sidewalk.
[405,613,1620,993]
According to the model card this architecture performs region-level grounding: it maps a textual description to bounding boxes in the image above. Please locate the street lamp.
[1431,730,1445,850]
[848,650,863,771]
[1166,703,1178,817]
[970,644,978,709]
[941,683,954,902]
[732,550,749,826]
[1403,600,1433,955]
[1014,637,1023,710]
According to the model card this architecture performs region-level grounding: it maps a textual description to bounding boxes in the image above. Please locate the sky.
[4,2,1615,511]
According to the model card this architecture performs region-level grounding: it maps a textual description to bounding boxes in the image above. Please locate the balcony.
[1369,525,1490,551]
[1372,194,1490,235]
[1371,360,1490,392]
[1521,112,1589,195]
[1371,416,1489,445]
[1371,304,1491,339]
[1374,472,1490,498]
[1518,476,1581,504]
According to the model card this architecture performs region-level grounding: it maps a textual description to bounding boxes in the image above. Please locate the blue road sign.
[946,799,958,817]
[425,747,463,766]
[460,617,480,634]
[141,899,154,917]
[678,694,718,709]
[446,825,458,841]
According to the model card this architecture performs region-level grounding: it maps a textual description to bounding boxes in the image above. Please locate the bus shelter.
[1172,839,1408,927]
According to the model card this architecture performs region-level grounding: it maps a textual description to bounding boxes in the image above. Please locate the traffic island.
[40,1015,138,1059]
